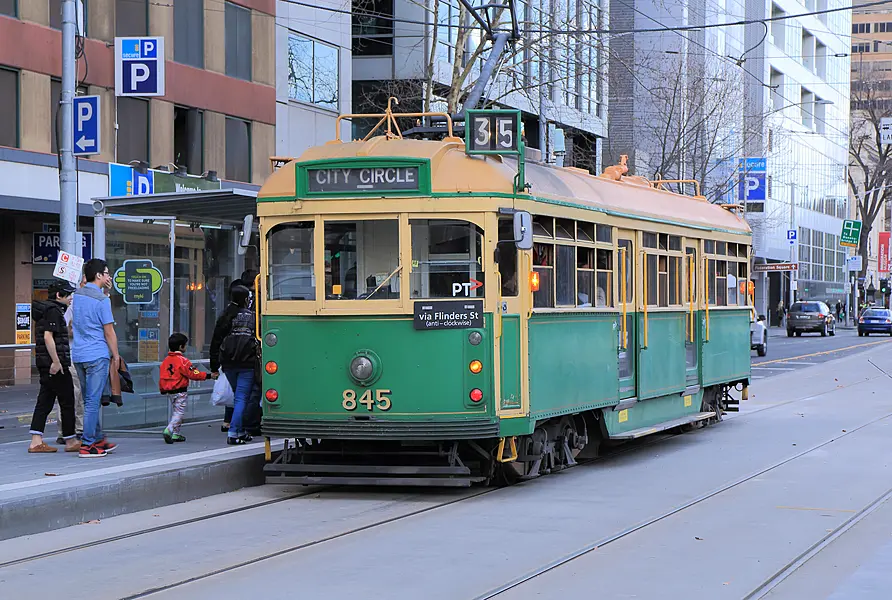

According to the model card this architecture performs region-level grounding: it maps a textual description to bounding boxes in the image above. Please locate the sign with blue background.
[33,232,92,263]
[115,37,165,97]
[73,95,100,156]
[738,157,766,202]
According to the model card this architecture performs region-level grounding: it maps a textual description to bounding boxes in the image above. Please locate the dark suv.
[786,301,836,337]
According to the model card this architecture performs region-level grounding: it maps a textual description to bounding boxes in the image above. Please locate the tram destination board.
[414,300,483,330]
[307,166,420,194]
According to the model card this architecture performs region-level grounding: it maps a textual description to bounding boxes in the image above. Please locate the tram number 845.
[343,389,392,411]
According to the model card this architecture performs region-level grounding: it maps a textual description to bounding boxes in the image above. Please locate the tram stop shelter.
[90,187,259,431]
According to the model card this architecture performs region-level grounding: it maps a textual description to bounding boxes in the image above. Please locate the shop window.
[0,68,17,148]
[0,0,15,17]
[497,218,518,297]
[116,0,148,36]
[268,222,315,301]
[225,116,251,182]
[174,0,204,68]
[327,220,400,299]
[288,32,340,110]
[117,97,149,165]
[410,219,483,299]
[174,106,203,174]
[225,2,252,81]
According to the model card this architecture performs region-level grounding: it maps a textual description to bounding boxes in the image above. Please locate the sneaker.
[28,442,58,453]
[55,436,65,445]
[171,433,186,443]
[226,437,247,446]
[239,434,253,443]
[95,439,117,453]
[79,444,107,458]
[163,428,173,444]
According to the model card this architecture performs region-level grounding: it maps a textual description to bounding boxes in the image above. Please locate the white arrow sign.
[72,95,100,156]
[75,135,93,152]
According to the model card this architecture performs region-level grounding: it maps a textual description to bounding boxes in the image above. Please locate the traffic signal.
[882,279,890,295]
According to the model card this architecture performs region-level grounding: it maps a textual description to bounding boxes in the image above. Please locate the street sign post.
[840,220,862,248]
[72,95,100,156]
[847,255,863,272]
[115,37,165,97]
[881,117,892,145]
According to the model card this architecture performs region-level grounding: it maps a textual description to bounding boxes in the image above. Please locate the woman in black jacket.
[210,286,259,444]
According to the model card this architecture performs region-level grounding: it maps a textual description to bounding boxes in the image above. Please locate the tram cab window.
[268,222,315,301]
[533,243,554,308]
[325,219,400,300]
[410,220,484,299]
[497,218,518,296]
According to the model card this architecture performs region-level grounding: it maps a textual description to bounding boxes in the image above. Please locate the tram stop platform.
[0,419,280,541]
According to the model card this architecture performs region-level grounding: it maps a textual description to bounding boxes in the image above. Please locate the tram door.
[617,234,637,399]
[685,245,699,386]
[496,218,525,415]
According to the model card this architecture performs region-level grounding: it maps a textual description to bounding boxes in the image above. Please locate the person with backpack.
[28,282,80,453]
[210,285,259,445]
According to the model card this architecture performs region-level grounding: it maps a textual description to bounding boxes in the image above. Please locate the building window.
[225,116,251,182]
[0,0,16,17]
[352,0,393,56]
[117,97,149,165]
[174,0,204,69]
[174,106,203,175]
[288,32,339,111]
[50,78,88,154]
[0,68,17,148]
[116,0,148,36]
[225,2,252,81]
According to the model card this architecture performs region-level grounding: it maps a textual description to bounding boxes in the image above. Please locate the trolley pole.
[59,0,78,255]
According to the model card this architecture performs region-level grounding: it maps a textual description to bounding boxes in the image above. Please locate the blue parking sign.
[115,37,165,97]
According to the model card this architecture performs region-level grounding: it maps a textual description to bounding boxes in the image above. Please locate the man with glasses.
[71,259,120,457]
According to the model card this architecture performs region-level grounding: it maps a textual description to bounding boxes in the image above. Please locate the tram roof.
[259,137,751,236]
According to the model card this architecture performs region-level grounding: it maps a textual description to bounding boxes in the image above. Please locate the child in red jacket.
[159,333,217,443]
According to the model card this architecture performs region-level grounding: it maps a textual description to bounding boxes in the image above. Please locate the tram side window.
[533,243,554,308]
[497,218,518,297]
[410,219,484,299]
[643,231,683,307]
[326,219,400,300]
[268,222,315,301]
[556,245,575,306]
[578,248,594,306]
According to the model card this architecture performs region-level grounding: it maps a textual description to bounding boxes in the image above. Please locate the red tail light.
[265,361,278,374]
[469,388,483,402]
[859,317,865,323]
[265,389,279,402]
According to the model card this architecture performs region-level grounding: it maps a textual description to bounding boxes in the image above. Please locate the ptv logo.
[452,279,483,296]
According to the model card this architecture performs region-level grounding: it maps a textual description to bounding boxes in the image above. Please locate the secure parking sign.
[115,37,165,97]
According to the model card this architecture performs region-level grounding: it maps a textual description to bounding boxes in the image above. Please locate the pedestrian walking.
[28,282,81,453]
[159,333,216,443]
[210,285,259,445]
[71,258,120,458]
[777,300,785,328]
[54,275,86,444]
[835,301,841,323]
[221,269,260,433]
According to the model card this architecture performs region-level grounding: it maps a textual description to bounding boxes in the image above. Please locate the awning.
[92,188,258,225]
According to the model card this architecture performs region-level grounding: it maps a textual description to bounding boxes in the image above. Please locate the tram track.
[472,409,892,599]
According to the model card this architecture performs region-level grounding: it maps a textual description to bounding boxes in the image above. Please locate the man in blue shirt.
[71,259,120,458]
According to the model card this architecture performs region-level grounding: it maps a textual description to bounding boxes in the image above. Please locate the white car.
[750,307,767,357]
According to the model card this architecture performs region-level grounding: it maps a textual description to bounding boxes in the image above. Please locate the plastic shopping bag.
[211,371,234,407]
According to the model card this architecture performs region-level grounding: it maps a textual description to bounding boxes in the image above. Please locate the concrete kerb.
[0,441,283,541]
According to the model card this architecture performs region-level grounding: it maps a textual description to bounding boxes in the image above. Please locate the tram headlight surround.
[468,331,483,346]
[264,332,278,347]
[347,350,382,386]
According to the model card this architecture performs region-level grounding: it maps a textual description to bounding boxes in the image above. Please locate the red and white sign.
[753,262,798,272]
[880,232,890,274]
[53,250,84,285]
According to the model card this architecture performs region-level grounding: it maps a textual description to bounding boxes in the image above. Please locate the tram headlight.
[469,388,483,402]
[264,333,278,347]
[350,356,374,381]
[468,331,483,346]
[265,389,279,402]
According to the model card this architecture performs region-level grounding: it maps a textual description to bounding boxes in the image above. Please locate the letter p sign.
[115,37,165,97]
